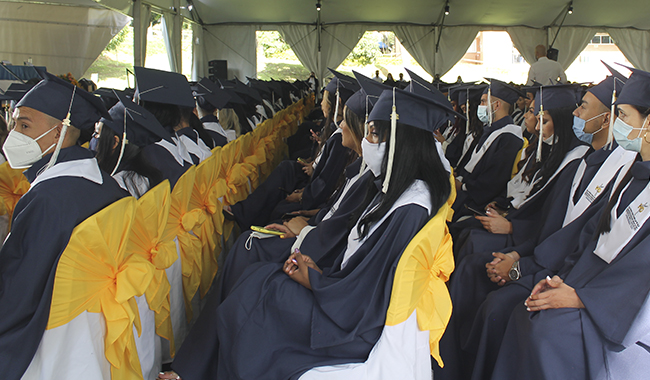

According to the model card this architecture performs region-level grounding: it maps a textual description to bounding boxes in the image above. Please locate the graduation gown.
[492,160,650,380]
[453,116,524,220]
[231,129,349,229]
[200,115,228,148]
[271,128,351,218]
[219,159,371,301]
[454,140,590,262]
[0,146,126,380]
[175,127,212,164]
[142,139,192,188]
[171,181,433,380]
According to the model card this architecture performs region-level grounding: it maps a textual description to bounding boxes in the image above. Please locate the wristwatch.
[508,260,521,281]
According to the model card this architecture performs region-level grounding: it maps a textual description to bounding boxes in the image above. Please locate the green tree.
[258,31,291,59]
[105,27,128,52]
[344,32,380,66]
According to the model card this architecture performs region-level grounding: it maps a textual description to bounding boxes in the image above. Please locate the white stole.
[463,124,523,174]
[341,180,432,269]
[156,139,189,166]
[29,158,103,193]
[202,121,228,138]
[594,180,650,263]
[563,147,637,227]
[516,144,591,208]
[507,153,539,209]
[177,134,212,163]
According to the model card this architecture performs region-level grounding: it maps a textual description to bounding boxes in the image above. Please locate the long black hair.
[95,126,163,198]
[525,106,578,193]
[350,120,451,239]
[595,105,650,235]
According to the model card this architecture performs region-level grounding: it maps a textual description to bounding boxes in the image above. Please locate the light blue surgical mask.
[572,113,607,144]
[613,117,646,153]
[477,102,496,125]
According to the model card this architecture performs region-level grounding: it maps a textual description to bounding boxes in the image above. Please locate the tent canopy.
[2,0,650,83]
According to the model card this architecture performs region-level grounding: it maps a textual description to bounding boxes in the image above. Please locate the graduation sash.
[341,180,432,269]
[594,180,650,263]
[507,153,539,209]
[177,134,212,163]
[202,121,228,138]
[28,158,103,192]
[156,139,188,166]
[517,144,590,208]
[563,147,637,226]
[463,124,522,174]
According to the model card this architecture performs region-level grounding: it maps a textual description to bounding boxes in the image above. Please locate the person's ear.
[113,135,119,150]
[602,112,611,129]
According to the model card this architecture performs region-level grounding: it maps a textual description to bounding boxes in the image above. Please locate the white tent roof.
[2,0,650,81]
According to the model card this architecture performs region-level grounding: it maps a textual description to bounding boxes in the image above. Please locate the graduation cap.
[17,69,110,131]
[352,70,391,109]
[4,83,34,102]
[325,69,359,121]
[615,66,650,109]
[404,73,454,112]
[458,84,487,107]
[93,87,123,110]
[100,91,172,175]
[192,78,232,112]
[368,87,459,193]
[101,91,172,147]
[134,66,195,108]
[531,84,580,160]
[483,78,524,106]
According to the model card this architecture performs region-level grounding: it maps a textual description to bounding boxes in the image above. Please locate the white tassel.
[607,88,616,149]
[44,86,77,171]
[111,107,128,176]
[382,89,398,194]
[465,97,470,135]
[536,86,544,162]
[360,96,369,174]
[333,82,340,125]
[487,87,493,125]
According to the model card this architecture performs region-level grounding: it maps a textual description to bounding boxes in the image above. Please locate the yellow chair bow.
[384,201,455,368]
[128,180,178,355]
[165,167,205,321]
[48,197,154,380]
[0,161,31,228]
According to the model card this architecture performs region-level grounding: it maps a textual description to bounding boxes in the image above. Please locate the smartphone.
[281,212,301,221]
[297,157,308,164]
[251,226,285,237]
[464,204,487,217]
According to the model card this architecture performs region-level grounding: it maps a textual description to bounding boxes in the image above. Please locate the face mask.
[543,134,556,145]
[361,139,385,177]
[613,117,647,153]
[572,113,606,144]
[89,137,99,152]
[3,126,58,169]
[477,102,496,124]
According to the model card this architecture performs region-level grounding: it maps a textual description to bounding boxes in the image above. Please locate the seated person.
[159,87,457,380]
[0,71,125,378]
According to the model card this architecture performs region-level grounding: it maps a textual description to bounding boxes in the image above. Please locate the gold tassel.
[382,89,398,194]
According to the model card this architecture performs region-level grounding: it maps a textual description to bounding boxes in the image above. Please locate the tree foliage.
[258,31,291,58]
[106,27,129,52]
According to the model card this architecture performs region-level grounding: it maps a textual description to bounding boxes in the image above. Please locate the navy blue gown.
[142,141,192,188]
[172,192,431,380]
[0,146,126,380]
[492,160,650,380]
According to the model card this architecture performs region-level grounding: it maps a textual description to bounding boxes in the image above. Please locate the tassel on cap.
[333,79,340,126]
[465,94,470,134]
[111,106,128,176]
[360,95,369,173]
[382,88,398,193]
[44,86,76,172]
[537,86,544,162]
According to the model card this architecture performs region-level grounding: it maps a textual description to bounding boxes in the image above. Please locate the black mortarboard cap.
[323,73,356,105]
[4,83,34,102]
[368,88,459,132]
[134,66,195,108]
[533,84,580,114]
[192,78,232,111]
[615,66,650,109]
[457,84,487,106]
[101,91,172,147]
[483,78,524,105]
[17,69,109,130]
[405,75,454,112]
[352,70,392,108]
[93,87,123,110]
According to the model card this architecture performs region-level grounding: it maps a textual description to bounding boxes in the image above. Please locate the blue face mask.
[613,117,646,153]
[572,113,607,145]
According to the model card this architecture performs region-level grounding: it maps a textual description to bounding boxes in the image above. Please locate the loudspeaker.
[547,48,559,62]
[208,60,228,80]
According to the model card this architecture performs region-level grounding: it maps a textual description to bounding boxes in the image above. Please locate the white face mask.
[543,134,556,145]
[3,126,58,169]
[477,101,497,124]
[361,138,385,177]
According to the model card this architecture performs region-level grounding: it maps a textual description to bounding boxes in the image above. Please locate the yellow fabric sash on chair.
[165,166,205,321]
[190,154,222,298]
[128,180,178,356]
[0,161,31,228]
[384,201,455,368]
[48,196,155,380]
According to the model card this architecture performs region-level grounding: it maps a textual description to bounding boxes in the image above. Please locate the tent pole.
[317,6,322,96]
[133,0,143,67]
[173,0,182,73]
